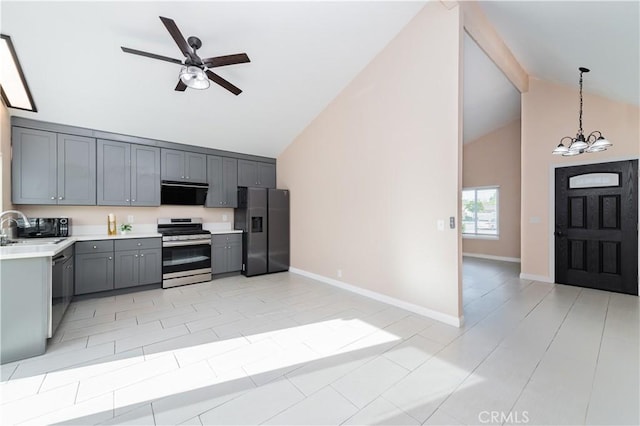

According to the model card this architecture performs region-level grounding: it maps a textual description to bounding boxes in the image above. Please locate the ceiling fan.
[121,16,250,95]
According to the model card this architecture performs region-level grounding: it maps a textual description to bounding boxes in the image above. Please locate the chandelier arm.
[560,136,574,145]
[586,130,602,143]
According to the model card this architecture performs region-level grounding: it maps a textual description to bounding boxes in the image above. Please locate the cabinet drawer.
[75,240,114,254]
[212,233,242,247]
[115,237,162,251]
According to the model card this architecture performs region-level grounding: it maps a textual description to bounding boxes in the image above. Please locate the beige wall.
[463,119,521,259]
[521,78,640,280]
[1,102,12,211]
[278,2,463,322]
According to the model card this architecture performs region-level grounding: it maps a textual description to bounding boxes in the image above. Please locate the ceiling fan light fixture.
[552,143,569,155]
[552,67,612,156]
[179,66,210,90]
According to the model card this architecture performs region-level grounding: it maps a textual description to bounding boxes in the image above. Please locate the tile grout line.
[501,287,583,425]
[583,292,611,424]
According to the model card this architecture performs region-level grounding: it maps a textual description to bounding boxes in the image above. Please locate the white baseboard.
[289,267,464,328]
[519,273,553,283]
[462,253,521,263]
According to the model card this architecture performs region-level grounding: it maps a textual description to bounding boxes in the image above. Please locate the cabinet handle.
[186,176,189,179]
[51,196,56,200]
[140,253,144,257]
[219,201,223,205]
[137,242,141,246]
[181,176,185,179]
[58,196,63,200]
[126,199,129,202]
[93,245,97,249]
[132,199,135,202]
[108,256,112,260]
[135,254,139,258]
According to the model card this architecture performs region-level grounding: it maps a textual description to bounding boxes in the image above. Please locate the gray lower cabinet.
[114,242,162,288]
[97,140,160,206]
[237,160,276,188]
[206,156,238,208]
[1,257,49,363]
[75,238,161,295]
[212,234,242,275]
[12,127,96,205]
[161,149,207,183]
[75,241,115,295]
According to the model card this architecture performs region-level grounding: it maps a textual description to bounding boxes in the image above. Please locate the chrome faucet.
[0,210,31,245]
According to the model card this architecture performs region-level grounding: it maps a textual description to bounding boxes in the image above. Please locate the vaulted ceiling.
[2,1,638,156]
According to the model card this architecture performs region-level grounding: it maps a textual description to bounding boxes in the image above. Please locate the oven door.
[162,239,212,287]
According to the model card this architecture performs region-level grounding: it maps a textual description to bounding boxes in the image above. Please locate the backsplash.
[16,205,234,231]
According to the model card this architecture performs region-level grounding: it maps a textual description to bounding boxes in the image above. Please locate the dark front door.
[555,159,638,295]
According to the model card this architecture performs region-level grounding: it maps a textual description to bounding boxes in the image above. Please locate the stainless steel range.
[158,218,212,288]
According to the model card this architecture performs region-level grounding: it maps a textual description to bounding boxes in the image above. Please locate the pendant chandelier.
[552,67,612,156]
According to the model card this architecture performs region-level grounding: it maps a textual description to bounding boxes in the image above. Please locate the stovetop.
[157,218,211,241]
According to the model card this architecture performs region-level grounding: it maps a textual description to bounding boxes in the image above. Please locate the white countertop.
[0,230,243,260]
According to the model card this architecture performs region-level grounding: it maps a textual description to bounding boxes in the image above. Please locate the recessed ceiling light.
[0,34,37,112]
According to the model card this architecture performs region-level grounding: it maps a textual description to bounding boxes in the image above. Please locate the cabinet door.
[237,160,258,187]
[75,253,114,295]
[114,250,139,289]
[222,158,238,207]
[211,235,228,274]
[139,248,162,285]
[227,239,243,272]
[257,162,276,189]
[131,144,160,206]
[185,152,207,182]
[57,134,96,205]
[205,155,223,207]
[11,127,57,204]
[161,149,185,181]
[97,140,131,206]
[62,256,74,307]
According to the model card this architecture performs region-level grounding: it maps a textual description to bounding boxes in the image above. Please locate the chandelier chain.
[578,70,583,135]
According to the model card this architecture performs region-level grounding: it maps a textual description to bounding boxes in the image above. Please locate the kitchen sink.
[1,238,67,246]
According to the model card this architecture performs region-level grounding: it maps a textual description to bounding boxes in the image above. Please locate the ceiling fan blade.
[159,16,191,58]
[121,47,182,65]
[205,70,242,95]
[202,53,250,68]
[175,80,187,92]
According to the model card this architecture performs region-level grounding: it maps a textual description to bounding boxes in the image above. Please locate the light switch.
[127,215,134,224]
[449,217,455,229]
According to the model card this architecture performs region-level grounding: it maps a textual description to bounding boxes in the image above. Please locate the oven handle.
[163,239,212,247]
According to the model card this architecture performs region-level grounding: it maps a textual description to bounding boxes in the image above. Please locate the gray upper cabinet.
[237,160,276,188]
[161,149,207,183]
[206,156,238,208]
[56,134,97,205]
[97,140,160,206]
[97,140,131,206]
[131,145,161,206]
[12,127,96,205]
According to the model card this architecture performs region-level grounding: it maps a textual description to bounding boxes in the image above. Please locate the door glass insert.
[569,173,619,189]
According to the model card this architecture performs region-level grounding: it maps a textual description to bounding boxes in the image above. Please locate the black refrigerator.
[234,187,290,276]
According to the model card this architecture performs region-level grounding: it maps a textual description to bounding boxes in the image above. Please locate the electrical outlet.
[127,215,134,224]
[222,214,228,222]
[337,269,342,278]
[437,220,445,231]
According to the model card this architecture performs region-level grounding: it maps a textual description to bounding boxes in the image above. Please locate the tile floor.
[1,257,638,425]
